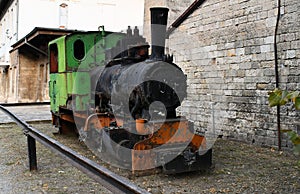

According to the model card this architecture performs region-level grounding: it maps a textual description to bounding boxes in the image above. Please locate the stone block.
[260,44,272,53]
[286,50,296,58]
[266,17,277,27]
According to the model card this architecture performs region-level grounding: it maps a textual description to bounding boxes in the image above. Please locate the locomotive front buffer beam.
[81,114,212,174]
[131,118,212,174]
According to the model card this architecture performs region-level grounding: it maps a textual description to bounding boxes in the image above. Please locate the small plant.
[268,89,300,165]
[268,89,300,109]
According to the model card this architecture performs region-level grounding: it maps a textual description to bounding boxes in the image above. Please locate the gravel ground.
[0,122,299,194]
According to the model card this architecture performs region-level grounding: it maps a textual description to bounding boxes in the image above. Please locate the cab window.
[49,44,58,73]
[73,39,85,60]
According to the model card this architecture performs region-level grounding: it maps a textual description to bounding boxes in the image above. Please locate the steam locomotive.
[49,7,212,174]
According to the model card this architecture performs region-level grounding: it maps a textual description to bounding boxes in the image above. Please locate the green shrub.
[268,89,300,165]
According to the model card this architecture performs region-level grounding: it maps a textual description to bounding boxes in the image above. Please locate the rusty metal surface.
[0,105,150,194]
[131,117,208,173]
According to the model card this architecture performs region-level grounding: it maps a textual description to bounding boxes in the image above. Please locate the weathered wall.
[145,0,300,148]
[144,0,191,47]
[0,0,18,63]
[0,66,8,102]
[3,49,50,103]
[5,50,18,103]
[18,50,49,103]
[276,0,300,136]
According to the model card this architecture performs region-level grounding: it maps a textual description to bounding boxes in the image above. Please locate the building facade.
[144,0,300,147]
[2,27,75,103]
[0,0,144,103]
[1,0,144,64]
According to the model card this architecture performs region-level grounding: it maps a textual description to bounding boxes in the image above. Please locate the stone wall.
[144,0,300,148]
[0,66,8,102]
[4,50,18,103]
[17,50,49,103]
[1,49,50,103]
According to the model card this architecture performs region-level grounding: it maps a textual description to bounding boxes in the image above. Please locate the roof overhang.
[0,0,14,20]
[10,27,77,55]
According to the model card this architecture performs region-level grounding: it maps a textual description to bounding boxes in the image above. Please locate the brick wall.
[144,0,300,148]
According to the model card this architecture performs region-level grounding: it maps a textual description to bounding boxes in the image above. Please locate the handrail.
[0,105,150,194]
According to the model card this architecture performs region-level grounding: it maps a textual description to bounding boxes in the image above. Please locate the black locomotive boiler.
[49,7,212,174]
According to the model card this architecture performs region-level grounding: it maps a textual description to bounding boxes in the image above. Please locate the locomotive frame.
[48,7,212,174]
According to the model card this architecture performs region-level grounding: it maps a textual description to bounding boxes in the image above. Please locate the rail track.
[0,105,150,194]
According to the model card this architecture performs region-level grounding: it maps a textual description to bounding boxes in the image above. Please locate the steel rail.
[0,105,150,194]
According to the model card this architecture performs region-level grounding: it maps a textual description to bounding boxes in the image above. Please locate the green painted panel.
[48,36,66,73]
[75,95,91,111]
[49,73,68,113]
[67,72,74,95]
[48,30,127,113]
[65,32,125,71]
[49,74,57,112]
[72,72,90,94]
[72,72,90,111]
[57,73,68,108]
[49,36,67,73]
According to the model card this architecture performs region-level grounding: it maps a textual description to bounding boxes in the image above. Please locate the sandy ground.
[0,105,51,123]
[0,121,299,193]
[0,106,299,193]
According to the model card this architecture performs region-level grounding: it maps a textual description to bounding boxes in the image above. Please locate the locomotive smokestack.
[150,7,169,60]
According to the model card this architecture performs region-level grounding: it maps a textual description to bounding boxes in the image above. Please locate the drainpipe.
[16,0,19,41]
[274,0,282,150]
[15,49,18,102]
[15,0,19,102]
